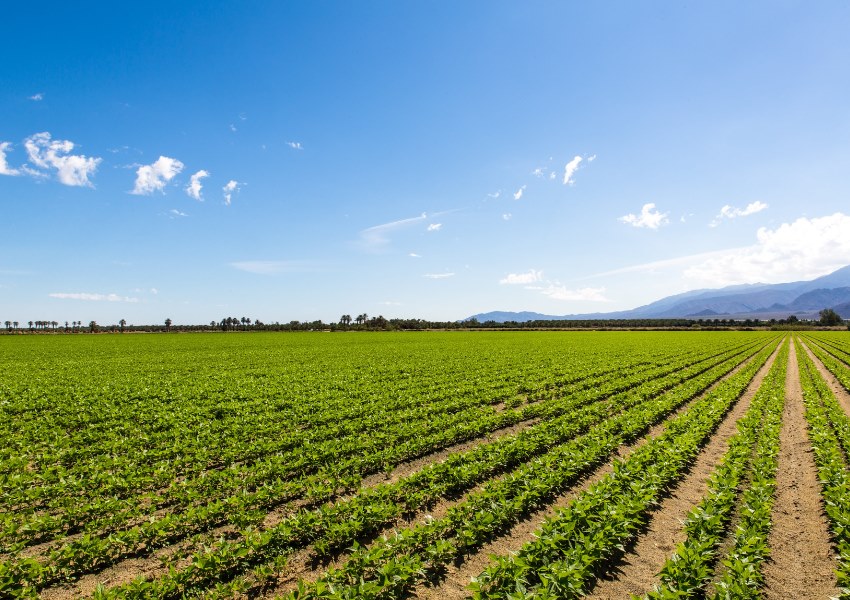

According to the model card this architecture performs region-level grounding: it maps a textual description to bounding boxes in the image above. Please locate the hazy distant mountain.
[468,265,850,322]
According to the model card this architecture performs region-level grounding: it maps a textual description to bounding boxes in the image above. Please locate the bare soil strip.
[582,345,777,599]
[802,340,850,416]
[414,345,778,600]
[762,341,839,599]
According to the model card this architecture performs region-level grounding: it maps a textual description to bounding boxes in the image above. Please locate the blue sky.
[2,1,850,325]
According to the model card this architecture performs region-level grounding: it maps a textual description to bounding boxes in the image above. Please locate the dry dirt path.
[762,339,839,599]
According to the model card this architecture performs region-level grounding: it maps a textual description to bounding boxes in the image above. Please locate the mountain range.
[469,265,850,323]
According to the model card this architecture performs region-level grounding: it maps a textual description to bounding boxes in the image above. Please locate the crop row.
[646,336,788,598]
[797,337,850,592]
[466,339,779,599]
[264,337,781,600]
[1,339,747,539]
[0,338,775,597]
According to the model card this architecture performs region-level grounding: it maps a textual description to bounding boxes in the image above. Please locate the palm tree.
[89,320,98,333]
[164,318,172,331]
[119,319,126,332]
[4,321,10,331]
[13,321,19,330]
[340,314,352,327]
[28,320,33,331]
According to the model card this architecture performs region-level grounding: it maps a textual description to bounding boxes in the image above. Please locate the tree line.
[2,309,846,334]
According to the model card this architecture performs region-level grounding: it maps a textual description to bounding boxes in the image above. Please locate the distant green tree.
[820,308,842,326]
[119,318,126,332]
[89,320,98,333]
[165,318,172,331]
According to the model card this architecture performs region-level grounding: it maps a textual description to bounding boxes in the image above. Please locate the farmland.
[2,330,850,598]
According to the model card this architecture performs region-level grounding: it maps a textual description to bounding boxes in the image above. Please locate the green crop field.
[2,331,850,598]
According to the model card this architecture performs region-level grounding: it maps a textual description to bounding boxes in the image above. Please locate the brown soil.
[762,339,839,599]
[414,345,776,600]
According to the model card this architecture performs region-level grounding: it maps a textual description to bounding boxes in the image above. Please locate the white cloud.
[229,124,237,132]
[223,180,240,205]
[169,209,188,218]
[409,253,422,258]
[131,156,184,195]
[186,169,210,201]
[500,269,543,285]
[49,292,139,303]
[427,223,442,232]
[29,93,44,101]
[563,155,583,185]
[619,203,669,229]
[287,141,303,150]
[487,190,501,199]
[502,213,512,221]
[424,273,455,279]
[685,212,850,286]
[24,132,101,187]
[709,201,769,227]
[531,285,609,302]
[588,154,597,162]
[549,171,556,180]
[0,142,20,176]
[532,167,545,178]
[150,288,159,295]
[513,185,526,200]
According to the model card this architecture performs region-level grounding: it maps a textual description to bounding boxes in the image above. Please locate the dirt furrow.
[414,345,777,600]
[762,340,839,599]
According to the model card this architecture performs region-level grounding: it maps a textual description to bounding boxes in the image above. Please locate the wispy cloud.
[169,209,188,218]
[287,141,303,150]
[131,156,184,195]
[502,213,512,221]
[583,249,736,280]
[409,253,422,258]
[427,223,442,232]
[513,185,526,200]
[0,142,20,176]
[358,210,458,251]
[49,292,140,303]
[24,132,102,187]
[186,169,210,201]
[424,272,455,279]
[532,167,546,178]
[709,201,768,227]
[563,155,583,185]
[28,93,44,101]
[619,203,669,229]
[587,154,597,162]
[499,269,543,285]
[229,124,238,132]
[223,180,240,205]
[487,190,501,199]
[229,260,316,274]
[531,284,609,302]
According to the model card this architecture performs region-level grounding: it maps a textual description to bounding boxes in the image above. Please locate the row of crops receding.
[1,330,849,598]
